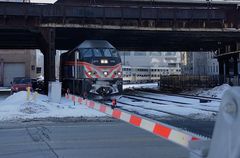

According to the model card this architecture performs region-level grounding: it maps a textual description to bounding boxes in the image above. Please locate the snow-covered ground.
[0,84,228,122]
[0,91,105,121]
[0,95,8,101]
[123,83,159,90]
[182,84,231,99]
[120,91,221,120]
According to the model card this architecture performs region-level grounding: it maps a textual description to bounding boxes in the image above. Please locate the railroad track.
[134,89,221,102]
[121,95,219,113]
[103,91,218,138]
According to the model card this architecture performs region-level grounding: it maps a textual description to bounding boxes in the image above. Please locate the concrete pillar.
[218,58,224,84]
[225,58,230,76]
[234,55,238,76]
[235,43,240,85]
[0,59,3,86]
[39,28,56,94]
[236,42,240,51]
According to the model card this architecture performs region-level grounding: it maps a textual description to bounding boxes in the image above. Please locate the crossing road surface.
[0,121,188,158]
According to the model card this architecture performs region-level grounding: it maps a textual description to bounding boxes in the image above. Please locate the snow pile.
[20,102,49,114]
[123,83,159,90]
[3,91,29,105]
[0,91,105,121]
[185,84,231,98]
[198,84,231,98]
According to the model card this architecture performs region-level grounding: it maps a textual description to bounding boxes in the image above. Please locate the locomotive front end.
[60,40,123,100]
[80,40,123,100]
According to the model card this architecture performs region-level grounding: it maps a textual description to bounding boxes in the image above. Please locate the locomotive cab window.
[82,49,93,58]
[103,49,112,57]
[93,49,102,57]
[80,49,119,58]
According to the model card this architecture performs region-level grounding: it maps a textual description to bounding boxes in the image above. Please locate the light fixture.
[103,71,108,76]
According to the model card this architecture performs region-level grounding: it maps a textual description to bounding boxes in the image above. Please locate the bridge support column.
[225,57,230,81]
[0,59,3,86]
[233,55,239,85]
[40,28,56,94]
[218,58,224,84]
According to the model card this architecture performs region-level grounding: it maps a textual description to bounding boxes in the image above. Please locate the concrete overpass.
[0,1,239,89]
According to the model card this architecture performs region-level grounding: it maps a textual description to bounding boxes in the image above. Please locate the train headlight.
[88,71,93,76]
[101,59,108,64]
[117,71,122,77]
[103,71,108,76]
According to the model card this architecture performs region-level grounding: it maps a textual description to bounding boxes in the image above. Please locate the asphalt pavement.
[0,121,189,158]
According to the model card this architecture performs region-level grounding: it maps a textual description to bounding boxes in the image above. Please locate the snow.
[123,83,159,90]
[0,91,105,121]
[197,84,231,98]
[121,91,221,120]
[183,84,231,99]
[0,95,7,102]
[0,84,227,122]
[126,94,219,111]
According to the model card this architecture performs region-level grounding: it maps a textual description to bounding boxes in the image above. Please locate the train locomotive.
[60,40,123,100]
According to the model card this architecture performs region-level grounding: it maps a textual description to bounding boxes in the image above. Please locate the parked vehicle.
[10,77,32,94]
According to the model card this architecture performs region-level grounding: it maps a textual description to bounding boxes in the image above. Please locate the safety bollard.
[26,87,31,101]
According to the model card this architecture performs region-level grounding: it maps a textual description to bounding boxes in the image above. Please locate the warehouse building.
[0,50,38,87]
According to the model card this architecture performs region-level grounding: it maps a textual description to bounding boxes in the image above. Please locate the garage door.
[3,63,25,87]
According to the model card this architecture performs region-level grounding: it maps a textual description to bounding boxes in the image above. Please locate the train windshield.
[81,49,119,58]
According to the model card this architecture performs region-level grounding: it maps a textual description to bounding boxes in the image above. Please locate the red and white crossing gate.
[65,94,205,147]
[65,87,240,158]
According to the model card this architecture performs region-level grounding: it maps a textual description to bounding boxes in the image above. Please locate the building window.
[165,52,176,56]
[124,52,131,56]
[36,67,41,74]
[150,52,162,56]
[134,52,146,56]
[168,63,177,67]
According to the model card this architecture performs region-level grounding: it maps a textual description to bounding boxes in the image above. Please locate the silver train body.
[122,66,181,83]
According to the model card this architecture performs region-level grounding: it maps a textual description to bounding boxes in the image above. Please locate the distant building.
[207,51,219,75]
[120,51,182,75]
[35,49,65,80]
[181,51,218,75]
